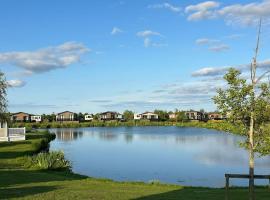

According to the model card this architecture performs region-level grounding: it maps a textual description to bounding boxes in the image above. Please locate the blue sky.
[1,0,270,114]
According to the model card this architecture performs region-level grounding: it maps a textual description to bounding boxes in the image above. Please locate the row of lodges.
[9,111,122,123]
[9,110,225,123]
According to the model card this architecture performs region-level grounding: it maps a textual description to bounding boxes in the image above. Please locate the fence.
[8,128,26,141]
[225,173,270,200]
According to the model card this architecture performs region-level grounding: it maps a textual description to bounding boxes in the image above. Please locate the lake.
[49,126,270,187]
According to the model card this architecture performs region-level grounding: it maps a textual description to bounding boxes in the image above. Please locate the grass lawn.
[0,132,269,200]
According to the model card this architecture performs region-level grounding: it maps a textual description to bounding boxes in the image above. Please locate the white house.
[116,113,123,120]
[134,112,159,120]
[85,114,94,121]
[31,115,42,122]
[169,113,177,119]
[134,113,142,120]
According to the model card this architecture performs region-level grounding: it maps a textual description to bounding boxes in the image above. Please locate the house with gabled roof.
[56,111,75,122]
[10,112,31,122]
[134,112,159,121]
[99,111,122,121]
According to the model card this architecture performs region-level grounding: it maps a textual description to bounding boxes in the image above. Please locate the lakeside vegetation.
[11,120,244,135]
[1,131,269,200]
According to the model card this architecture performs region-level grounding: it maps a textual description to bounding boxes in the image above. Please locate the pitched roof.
[141,112,157,115]
[100,111,118,115]
[11,112,31,116]
[57,111,74,115]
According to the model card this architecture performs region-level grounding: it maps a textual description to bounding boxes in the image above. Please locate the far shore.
[11,120,243,135]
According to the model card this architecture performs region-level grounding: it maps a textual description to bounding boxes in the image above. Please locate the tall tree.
[176,111,188,123]
[213,20,270,200]
[123,110,134,121]
[154,110,169,121]
[0,71,8,122]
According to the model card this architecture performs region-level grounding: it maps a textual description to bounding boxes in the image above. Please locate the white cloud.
[224,34,243,39]
[192,66,230,77]
[111,27,123,35]
[209,44,230,52]
[185,1,220,13]
[185,1,220,21]
[148,2,181,13]
[7,79,26,88]
[0,42,89,74]
[137,30,162,37]
[137,30,165,48]
[192,59,270,77]
[185,0,270,26]
[195,38,229,52]
[195,38,220,45]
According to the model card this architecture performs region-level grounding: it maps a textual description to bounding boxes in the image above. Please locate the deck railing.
[8,128,25,136]
[8,128,26,140]
[225,173,270,200]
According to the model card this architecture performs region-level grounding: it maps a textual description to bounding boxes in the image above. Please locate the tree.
[42,113,56,122]
[213,20,270,200]
[76,112,85,122]
[176,111,188,122]
[0,71,8,122]
[154,110,169,121]
[123,110,134,121]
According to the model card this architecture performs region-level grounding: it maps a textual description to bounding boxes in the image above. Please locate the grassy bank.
[1,131,269,199]
[0,131,55,169]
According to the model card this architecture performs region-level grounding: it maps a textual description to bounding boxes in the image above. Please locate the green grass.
[0,131,269,200]
[0,170,269,200]
[0,131,55,169]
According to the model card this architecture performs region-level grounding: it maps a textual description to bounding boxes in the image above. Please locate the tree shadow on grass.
[0,140,31,148]
[132,186,269,200]
[0,186,58,199]
[0,169,87,188]
[0,150,38,159]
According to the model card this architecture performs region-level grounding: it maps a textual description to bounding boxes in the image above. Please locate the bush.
[25,151,71,170]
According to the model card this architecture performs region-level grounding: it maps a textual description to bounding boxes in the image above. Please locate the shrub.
[25,151,71,170]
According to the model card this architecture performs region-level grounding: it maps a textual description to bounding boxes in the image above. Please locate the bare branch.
[251,18,262,84]
[255,70,270,84]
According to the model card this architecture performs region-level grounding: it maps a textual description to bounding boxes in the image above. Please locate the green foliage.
[177,120,244,135]
[25,151,71,170]
[176,111,188,122]
[213,68,270,155]
[76,112,85,122]
[154,110,169,121]
[123,110,134,121]
[41,114,56,122]
[0,71,8,122]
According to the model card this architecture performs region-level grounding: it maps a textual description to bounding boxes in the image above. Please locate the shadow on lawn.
[132,187,225,200]
[0,141,31,148]
[0,169,86,199]
[0,169,87,188]
[0,186,58,199]
[132,187,269,200]
[0,150,37,159]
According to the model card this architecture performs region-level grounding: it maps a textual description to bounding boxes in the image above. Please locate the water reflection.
[49,127,270,187]
[55,129,83,141]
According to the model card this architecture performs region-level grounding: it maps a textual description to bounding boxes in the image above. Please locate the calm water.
[49,126,270,187]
